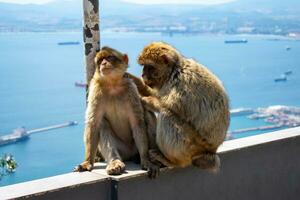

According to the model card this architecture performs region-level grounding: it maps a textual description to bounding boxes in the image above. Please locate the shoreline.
[0,31,299,41]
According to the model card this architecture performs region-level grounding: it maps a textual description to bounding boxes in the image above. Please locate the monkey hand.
[73,161,93,172]
[141,158,160,179]
[141,96,161,112]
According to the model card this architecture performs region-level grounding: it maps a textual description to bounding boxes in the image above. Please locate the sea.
[0,31,299,186]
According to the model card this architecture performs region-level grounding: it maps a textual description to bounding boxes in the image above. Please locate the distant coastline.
[1,30,299,41]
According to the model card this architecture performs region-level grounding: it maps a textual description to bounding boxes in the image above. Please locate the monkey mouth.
[101,67,113,74]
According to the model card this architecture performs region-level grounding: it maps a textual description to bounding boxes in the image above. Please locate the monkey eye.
[144,65,155,71]
[97,58,104,65]
[105,55,119,63]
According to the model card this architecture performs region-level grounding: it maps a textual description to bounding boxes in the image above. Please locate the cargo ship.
[274,75,287,82]
[225,39,248,44]
[284,70,292,76]
[75,81,87,88]
[58,41,80,45]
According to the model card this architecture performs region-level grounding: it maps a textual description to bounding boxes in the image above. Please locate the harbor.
[229,105,300,136]
[0,121,78,146]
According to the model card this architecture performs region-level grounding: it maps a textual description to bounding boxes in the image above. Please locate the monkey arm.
[125,72,154,96]
[141,96,162,112]
[79,98,105,171]
[83,121,101,164]
[126,84,153,161]
[142,94,197,137]
[126,98,149,162]
[125,82,160,178]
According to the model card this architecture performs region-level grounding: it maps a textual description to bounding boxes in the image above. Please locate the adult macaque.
[74,47,159,178]
[128,42,230,171]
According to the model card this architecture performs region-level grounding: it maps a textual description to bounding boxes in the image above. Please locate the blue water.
[0,32,299,186]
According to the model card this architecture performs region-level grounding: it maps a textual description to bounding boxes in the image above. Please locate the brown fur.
[130,42,230,171]
[74,47,159,178]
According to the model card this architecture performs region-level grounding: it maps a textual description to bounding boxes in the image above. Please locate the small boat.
[69,121,78,126]
[75,81,87,88]
[284,70,292,76]
[225,39,248,44]
[285,46,291,51]
[274,75,287,82]
[58,41,80,45]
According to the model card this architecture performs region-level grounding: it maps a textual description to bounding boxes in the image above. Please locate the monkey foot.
[192,153,220,173]
[106,159,125,175]
[141,159,160,179]
[73,162,93,172]
[149,149,173,167]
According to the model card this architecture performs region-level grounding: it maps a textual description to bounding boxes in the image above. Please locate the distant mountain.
[0,0,82,31]
[0,0,299,33]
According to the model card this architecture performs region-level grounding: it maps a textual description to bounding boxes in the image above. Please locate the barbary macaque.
[128,42,230,171]
[74,47,159,178]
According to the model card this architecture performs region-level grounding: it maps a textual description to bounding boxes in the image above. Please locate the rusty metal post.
[83,0,100,90]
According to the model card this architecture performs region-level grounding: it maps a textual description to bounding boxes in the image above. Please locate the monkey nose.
[102,59,108,65]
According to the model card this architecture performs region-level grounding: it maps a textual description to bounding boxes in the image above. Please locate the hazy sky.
[0,0,54,4]
[123,0,235,5]
[0,0,235,5]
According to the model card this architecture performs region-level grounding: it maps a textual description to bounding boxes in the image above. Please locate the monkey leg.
[192,153,220,173]
[156,113,203,168]
[95,149,104,162]
[144,109,157,150]
[99,119,137,175]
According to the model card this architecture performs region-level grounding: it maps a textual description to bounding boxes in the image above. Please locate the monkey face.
[141,62,165,88]
[99,55,121,75]
[95,47,129,78]
[138,42,180,89]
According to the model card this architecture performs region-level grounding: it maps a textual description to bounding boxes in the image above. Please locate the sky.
[0,0,54,4]
[0,0,235,5]
[123,0,235,5]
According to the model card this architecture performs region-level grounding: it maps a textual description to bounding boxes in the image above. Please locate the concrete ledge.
[1,127,300,200]
[0,172,110,200]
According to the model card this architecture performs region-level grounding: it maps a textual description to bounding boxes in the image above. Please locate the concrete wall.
[1,127,300,200]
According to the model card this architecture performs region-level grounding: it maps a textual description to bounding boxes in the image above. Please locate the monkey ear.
[161,54,169,65]
[123,54,129,65]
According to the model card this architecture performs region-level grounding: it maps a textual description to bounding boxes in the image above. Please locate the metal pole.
[83,0,100,89]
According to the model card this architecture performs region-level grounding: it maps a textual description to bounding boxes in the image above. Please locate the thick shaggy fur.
[136,42,230,170]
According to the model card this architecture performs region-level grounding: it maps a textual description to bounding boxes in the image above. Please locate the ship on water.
[274,75,287,82]
[225,39,248,44]
[58,41,80,45]
[75,81,87,88]
[284,70,293,76]
[0,121,78,146]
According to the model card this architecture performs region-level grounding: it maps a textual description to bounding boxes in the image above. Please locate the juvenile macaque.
[128,42,230,171]
[74,47,158,178]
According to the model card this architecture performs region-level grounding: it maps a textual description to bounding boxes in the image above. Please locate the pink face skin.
[100,57,114,76]
[98,54,129,80]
